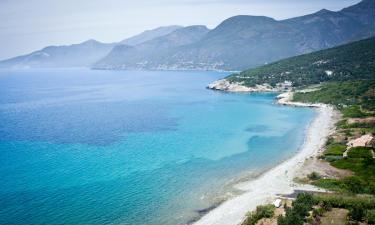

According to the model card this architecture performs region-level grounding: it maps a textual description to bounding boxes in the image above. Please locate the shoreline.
[193,91,338,225]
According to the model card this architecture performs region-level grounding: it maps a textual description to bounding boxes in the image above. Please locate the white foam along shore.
[194,90,337,225]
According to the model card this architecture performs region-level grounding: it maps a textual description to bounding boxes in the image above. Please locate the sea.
[0,68,315,225]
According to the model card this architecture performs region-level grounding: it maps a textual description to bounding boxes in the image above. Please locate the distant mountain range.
[1,0,374,70]
[0,40,116,69]
[0,26,182,69]
[94,0,375,71]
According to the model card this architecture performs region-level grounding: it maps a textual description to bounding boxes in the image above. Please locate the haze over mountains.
[0,0,374,71]
[0,40,116,69]
[0,26,181,69]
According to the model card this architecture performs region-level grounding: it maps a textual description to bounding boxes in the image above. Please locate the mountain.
[2,0,374,71]
[341,0,375,26]
[223,36,375,88]
[0,25,183,69]
[120,25,183,46]
[168,16,297,70]
[94,0,375,71]
[0,40,116,69]
[94,25,210,70]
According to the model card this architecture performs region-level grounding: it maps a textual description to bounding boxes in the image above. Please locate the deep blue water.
[0,69,315,225]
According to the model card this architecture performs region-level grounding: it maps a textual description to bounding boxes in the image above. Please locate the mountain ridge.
[94,0,375,71]
[120,25,183,46]
[1,0,374,70]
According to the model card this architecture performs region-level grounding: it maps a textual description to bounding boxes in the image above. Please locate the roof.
[347,134,374,148]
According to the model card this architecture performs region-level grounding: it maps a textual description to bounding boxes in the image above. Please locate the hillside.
[225,37,375,87]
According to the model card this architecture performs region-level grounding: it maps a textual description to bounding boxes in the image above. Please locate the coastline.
[193,91,338,225]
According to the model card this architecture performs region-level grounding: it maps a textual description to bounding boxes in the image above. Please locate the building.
[344,134,375,158]
[347,134,375,149]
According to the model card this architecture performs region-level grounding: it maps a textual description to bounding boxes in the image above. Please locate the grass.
[347,147,373,159]
[361,127,375,135]
[313,165,375,194]
[324,144,346,156]
[332,157,375,179]
[312,194,375,209]
[313,145,375,194]
[346,122,375,129]
[341,105,369,118]
[336,119,348,129]
[313,179,345,192]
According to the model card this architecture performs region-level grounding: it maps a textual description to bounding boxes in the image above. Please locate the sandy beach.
[194,93,338,225]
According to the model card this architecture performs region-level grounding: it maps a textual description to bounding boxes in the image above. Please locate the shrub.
[243,204,274,225]
[367,209,375,224]
[312,207,325,217]
[308,172,321,180]
[323,202,332,211]
[277,193,314,225]
[277,211,304,225]
[349,204,365,221]
[255,204,274,219]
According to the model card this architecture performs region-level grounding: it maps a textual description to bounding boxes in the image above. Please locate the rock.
[207,79,275,92]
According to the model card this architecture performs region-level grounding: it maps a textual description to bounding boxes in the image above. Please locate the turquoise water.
[0,69,315,225]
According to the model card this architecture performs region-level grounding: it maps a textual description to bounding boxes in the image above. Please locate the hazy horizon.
[0,0,360,60]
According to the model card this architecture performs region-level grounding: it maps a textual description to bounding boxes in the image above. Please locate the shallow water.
[0,68,315,225]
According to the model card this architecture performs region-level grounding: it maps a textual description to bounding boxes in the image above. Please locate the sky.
[0,0,361,60]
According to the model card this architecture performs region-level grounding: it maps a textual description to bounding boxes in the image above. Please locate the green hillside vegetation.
[226,37,375,87]
[293,80,375,111]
